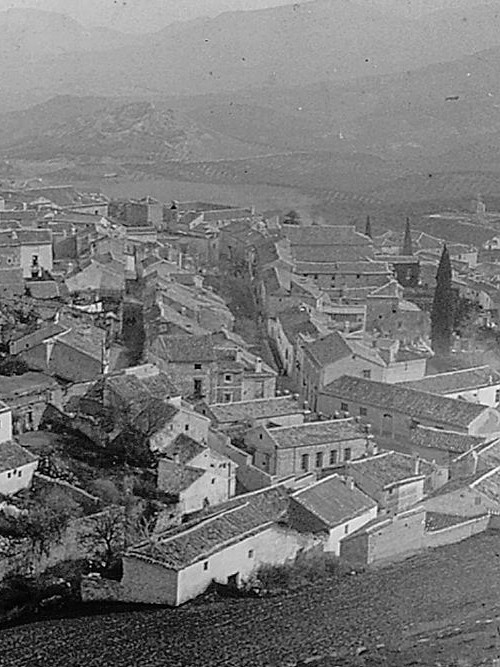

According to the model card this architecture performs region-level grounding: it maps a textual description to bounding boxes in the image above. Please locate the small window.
[211,479,215,484]
[341,402,348,412]
[203,561,209,570]
[315,451,323,468]
[194,363,202,370]
[344,524,349,534]
[224,374,232,383]
[259,433,263,439]
[184,424,189,431]
[359,407,367,417]
[301,454,309,472]
[248,549,254,559]
[224,393,232,403]
[362,370,371,379]
[7,472,11,479]
[344,448,352,461]
[329,450,338,466]
[474,496,482,506]
[18,470,22,477]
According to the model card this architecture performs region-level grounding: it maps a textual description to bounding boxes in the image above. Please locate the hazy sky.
[0,0,305,31]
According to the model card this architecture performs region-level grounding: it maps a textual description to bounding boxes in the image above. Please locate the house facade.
[318,376,500,439]
[0,401,38,496]
[244,418,374,479]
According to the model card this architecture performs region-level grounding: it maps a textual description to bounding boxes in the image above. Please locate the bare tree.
[79,506,125,567]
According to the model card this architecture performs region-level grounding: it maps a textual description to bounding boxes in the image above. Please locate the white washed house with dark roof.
[0,401,38,496]
[402,366,500,408]
[198,396,305,432]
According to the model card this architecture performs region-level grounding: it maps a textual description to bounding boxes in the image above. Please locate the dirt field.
[3,532,500,666]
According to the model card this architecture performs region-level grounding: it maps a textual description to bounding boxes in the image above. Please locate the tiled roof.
[425,511,482,532]
[0,441,38,474]
[158,464,206,494]
[161,434,206,465]
[0,372,59,399]
[269,418,365,450]
[150,334,215,363]
[285,226,372,247]
[278,307,320,342]
[295,261,390,275]
[347,451,434,491]
[367,279,403,299]
[409,426,484,454]
[293,245,374,263]
[17,229,52,245]
[139,372,180,398]
[207,396,302,424]
[321,376,492,429]
[471,467,500,505]
[402,366,500,395]
[292,474,376,527]
[304,331,351,367]
[128,486,289,570]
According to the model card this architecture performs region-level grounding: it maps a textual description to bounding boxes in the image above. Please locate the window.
[315,452,323,468]
[18,470,22,477]
[193,379,202,397]
[7,472,11,479]
[474,496,482,506]
[301,454,309,472]
[224,374,232,383]
[344,524,349,534]
[194,363,202,370]
[362,369,371,379]
[359,407,367,417]
[329,450,338,466]
[259,433,263,439]
[211,479,215,485]
[224,393,232,403]
[341,402,348,412]
[31,254,39,267]
[184,424,189,431]
[203,561,209,570]
[344,448,352,461]
[248,549,254,559]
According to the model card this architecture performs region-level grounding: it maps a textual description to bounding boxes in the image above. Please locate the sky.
[0,0,305,32]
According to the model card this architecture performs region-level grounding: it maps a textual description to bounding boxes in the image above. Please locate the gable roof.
[267,418,365,450]
[277,307,320,342]
[304,331,352,367]
[127,485,289,570]
[347,451,433,491]
[402,366,500,396]
[367,279,403,299]
[0,441,38,474]
[292,474,376,528]
[409,425,485,455]
[285,225,372,247]
[150,334,215,363]
[321,375,494,429]
[206,396,303,425]
[160,434,206,465]
[0,372,59,399]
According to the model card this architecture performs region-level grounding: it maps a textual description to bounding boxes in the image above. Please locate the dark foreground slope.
[2,531,500,666]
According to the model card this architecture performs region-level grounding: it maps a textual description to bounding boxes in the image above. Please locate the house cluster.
[3,185,500,607]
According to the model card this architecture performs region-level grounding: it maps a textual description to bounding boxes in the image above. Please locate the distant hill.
[0,97,271,162]
[4,1,500,109]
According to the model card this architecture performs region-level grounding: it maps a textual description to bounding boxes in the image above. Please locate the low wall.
[81,574,126,603]
[423,515,490,549]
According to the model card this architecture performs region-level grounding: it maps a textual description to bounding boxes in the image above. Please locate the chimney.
[255,357,262,373]
[345,476,355,491]
[472,449,479,475]
[413,456,420,476]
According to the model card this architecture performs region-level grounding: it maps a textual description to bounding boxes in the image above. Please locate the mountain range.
[3,2,500,110]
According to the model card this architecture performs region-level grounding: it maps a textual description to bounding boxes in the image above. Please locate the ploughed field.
[3,532,500,666]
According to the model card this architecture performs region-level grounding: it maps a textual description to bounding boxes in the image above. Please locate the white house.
[290,474,377,555]
[403,366,500,408]
[0,401,38,496]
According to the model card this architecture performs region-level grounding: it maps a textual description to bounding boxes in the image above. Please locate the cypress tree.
[401,217,413,256]
[431,244,454,355]
[364,215,372,239]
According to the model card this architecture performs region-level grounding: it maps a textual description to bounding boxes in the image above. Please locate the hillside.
[0,97,271,162]
[3,532,500,666]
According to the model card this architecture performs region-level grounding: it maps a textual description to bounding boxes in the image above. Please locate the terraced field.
[3,532,500,666]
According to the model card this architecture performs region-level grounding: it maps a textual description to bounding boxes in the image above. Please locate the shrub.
[252,550,342,593]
